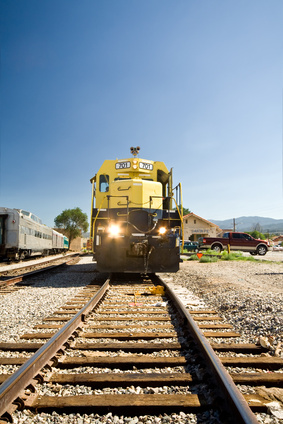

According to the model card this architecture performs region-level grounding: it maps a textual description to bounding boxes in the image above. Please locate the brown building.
[183,213,221,242]
[272,235,283,244]
[70,237,88,251]
[54,228,88,252]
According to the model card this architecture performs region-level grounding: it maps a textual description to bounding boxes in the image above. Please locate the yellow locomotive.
[90,147,183,273]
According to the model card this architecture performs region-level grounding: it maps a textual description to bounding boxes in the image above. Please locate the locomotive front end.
[90,148,183,273]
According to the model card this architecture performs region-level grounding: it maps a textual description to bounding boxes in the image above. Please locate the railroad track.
[0,254,80,295]
[0,274,282,423]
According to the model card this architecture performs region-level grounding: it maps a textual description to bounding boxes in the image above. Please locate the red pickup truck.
[198,232,270,256]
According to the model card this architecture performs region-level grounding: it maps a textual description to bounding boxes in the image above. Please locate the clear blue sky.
[1,0,283,229]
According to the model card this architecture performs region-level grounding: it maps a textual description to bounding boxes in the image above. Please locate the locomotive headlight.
[108,224,121,237]
[158,226,167,235]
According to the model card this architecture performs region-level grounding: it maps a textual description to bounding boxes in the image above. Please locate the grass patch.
[199,255,218,263]
[183,249,271,263]
[220,250,259,262]
[243,256,258,262]
[204,249,221,256]
[187,254,199,261]
[221,251,244,261]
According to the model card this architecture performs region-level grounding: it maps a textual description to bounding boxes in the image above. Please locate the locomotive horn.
[130,146,140,156]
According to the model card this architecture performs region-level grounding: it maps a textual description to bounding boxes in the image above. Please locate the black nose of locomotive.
[128,209,153,233]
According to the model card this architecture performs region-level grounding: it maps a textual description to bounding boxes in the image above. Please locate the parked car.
[273,244,283,251]
[183,241,199,252]
[198,232,270,255]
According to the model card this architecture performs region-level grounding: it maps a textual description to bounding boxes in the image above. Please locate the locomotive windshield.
[99,175,109,192]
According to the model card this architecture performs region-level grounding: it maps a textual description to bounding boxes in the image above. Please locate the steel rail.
[0,253,79,274]
[0,255,80,287]
[0,279,110,419]
[157,276,259,424]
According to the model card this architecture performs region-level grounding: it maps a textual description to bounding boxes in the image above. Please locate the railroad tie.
[25,393,208,412]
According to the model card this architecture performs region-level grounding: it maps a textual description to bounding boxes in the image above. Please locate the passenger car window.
[0,217,3,244]
[21,210,30,217]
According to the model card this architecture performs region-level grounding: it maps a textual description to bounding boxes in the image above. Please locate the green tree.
[54,208,88,247]
[182,207,191,216]
[247,230,265,240]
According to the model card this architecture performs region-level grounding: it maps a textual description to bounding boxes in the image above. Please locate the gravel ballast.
[0,256,98,343]
[164,259,283,345]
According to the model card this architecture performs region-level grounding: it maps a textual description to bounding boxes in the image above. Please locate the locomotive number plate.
[139,162,153,170]
[115,161,131,169]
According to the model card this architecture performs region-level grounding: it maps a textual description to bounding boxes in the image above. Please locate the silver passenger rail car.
[0,207,68,260]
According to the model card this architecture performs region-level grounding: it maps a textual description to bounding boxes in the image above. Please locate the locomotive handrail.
[171,183,184,248]
[107,195,129,214]
[172,183,183,215]
[90,177,96,239]
[91,194,108,240]
[117,202,130,206]
[129,199,155,207]
[149,194,175,213]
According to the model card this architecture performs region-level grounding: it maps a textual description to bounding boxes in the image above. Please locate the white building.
[183,213,221,241]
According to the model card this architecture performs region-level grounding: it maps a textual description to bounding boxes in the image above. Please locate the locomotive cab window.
[99,175,109,192]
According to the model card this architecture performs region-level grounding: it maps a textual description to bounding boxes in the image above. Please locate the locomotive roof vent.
[130,146,140,156]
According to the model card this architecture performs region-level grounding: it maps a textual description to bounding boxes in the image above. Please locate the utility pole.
[233,218,236,231]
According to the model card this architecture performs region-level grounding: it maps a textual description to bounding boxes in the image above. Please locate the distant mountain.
[209,216,283,234]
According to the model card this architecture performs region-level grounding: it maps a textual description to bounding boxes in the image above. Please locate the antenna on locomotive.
[130,146,140,156]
